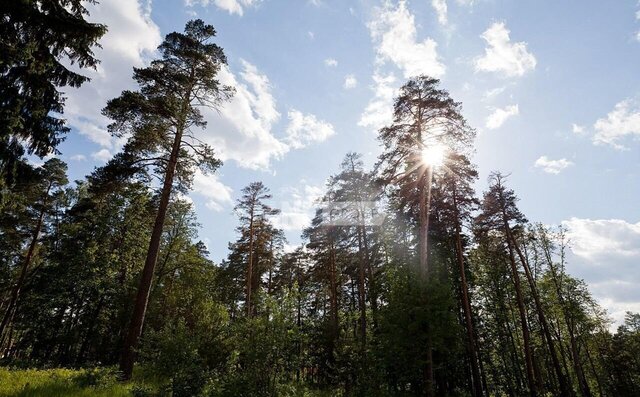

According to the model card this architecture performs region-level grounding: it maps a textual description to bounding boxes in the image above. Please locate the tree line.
[1,3,639,396]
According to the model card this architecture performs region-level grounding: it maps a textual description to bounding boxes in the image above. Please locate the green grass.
[0,367,141,397]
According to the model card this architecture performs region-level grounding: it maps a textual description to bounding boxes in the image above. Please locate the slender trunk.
[542,236,592,397]
[119,94,188,380]
[583,339,605,397]
[418,165,433,275]
[356,226,367,347]
[452,186,483,397]
[327,230,339,366]
[0,182,51,339]
[418,164,434,397]
[362,226,378,330]
[76,296,105,366]
[507,227,572,397]
[505,237,538,397]
[246,211,255,317]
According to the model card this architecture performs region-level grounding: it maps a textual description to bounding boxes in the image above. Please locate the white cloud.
[69,154,87,162]
[324,58,338,67]
[572,123,586,135]
[344,74,358,89]
[274,183,324,231]
[308,31,315,40]
[485,104,519,129]
[368,1,445,78]
[91,149,112,162]
[65,0,161,150]
[358,72,397,131]
[285,110,335,149]
[198,61,333,169]
[593,99,640,149]
[534,155,574,174]
[483,86,506,101]
[474,22,536,77]
[199,60,289,170]
[431,0,448,25]
[50,0,183,169]
[191,170,233,211]
[185,0,259,16]
[565,218,640,263]
[562,218,640,325]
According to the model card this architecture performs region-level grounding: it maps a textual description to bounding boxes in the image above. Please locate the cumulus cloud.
[593,99,640,149]
[324,58,338,67]
[431,0,448,25]
[474,22,536,77]
[368,1,445,78]
[485,104,519,129]
[285,110,335,149]
[562,218,640,325]
[534,156,574,174]
[65,0,161,150]
[69,154,87,162]
[191,170,234,211]
[360,1,444,132]
[199,60,288,169]
[185,0,259,16]
[358,72,397,131]
[344,74,358,89]
[197,61,334,169]
[274,183,324,231]
[91,149,112,162]
[572,123,586,135]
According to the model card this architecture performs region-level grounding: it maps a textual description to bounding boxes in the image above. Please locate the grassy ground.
[0,367,148,397]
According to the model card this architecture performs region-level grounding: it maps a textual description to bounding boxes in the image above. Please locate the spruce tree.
[0,0,106,180]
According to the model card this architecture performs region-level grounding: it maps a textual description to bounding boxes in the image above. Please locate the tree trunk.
[506,227,572,397]
[356,226,367,347]
[119,109,186,380]
[418,165,433,275]
[246,210,255,317]
[505,237,538,397]
[418,164,434,397]
[542,236,592,397]
[0,182,51,340]
[452,185,483,397]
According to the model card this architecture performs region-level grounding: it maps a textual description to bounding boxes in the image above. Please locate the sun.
[420,144,447,168]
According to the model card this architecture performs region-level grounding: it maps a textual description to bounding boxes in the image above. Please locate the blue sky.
[52,0,640,325]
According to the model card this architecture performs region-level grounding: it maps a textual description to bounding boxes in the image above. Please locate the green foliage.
[0,0,106,181]
[0,368,131,397]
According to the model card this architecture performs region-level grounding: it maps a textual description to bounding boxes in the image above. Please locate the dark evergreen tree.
[0,0,106,181]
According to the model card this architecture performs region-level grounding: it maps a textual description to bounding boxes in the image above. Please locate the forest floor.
[0,367,156,397]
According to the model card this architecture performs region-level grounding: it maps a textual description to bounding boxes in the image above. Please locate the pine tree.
[233,182,280,317]
[0,158,68,344]
[376,76,475,396]
[103,19,233,379]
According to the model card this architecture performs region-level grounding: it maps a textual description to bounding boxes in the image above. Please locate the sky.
[50,0,640,326]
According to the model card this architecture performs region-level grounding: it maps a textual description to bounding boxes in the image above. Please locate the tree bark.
[505,236,538,397]
[506,227,572,397]
[246,210,255,317]
[452,185,483,397]
[0,182,51,340]
[119,102,187,380]
[356,226,367,347]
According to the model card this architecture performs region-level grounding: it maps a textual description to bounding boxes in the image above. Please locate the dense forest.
[1,2,639,396]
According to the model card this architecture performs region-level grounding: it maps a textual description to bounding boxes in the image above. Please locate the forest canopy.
[1,2,639,397]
